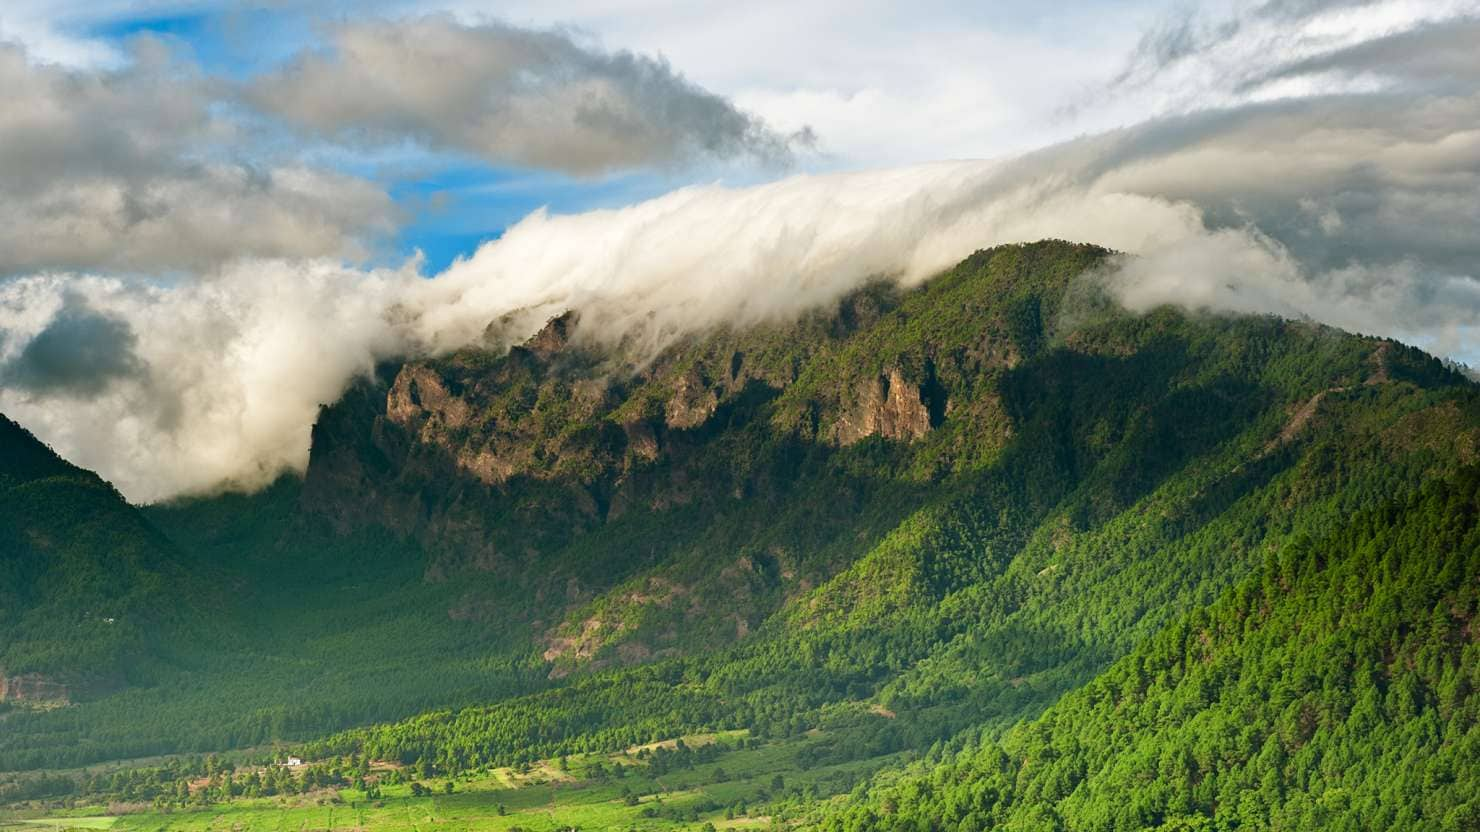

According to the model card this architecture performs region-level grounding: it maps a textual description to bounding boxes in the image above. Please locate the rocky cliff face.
[834,366,938,445]
[296,241,1116,669]
[664,368,719,430]
[387,365,473,435]
[301,305,964,556]
[280,239,1479,684]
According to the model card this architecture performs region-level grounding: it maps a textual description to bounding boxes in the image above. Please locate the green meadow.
[0,820,116,832]
[15,730,899,832]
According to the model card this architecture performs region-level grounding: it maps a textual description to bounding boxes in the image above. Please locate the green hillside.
[291,242,1475,777]
[0,415,197,694]
[818,468,1479,831]
[0,477,546,771]
[1,241,1475,831]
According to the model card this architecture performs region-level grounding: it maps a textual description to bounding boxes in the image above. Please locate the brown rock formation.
[665,368,719,429]
[834,367,934,445]
[387,365,473,434]
[523,311,576,359]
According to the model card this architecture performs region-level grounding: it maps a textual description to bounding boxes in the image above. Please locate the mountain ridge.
[1,241,1475,830]
[0,414,206,702]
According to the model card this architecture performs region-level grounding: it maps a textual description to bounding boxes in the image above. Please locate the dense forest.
[2,241,1476,830]
[818,469,1480,831]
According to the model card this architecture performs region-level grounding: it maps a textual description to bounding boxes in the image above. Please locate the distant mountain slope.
[295,242,1145,670]
[0,415,193,700]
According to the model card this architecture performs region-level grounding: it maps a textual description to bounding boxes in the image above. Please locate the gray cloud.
[8,64,1480,501]
[1241,16,1480,91]
[1250,0,1381,21]
[247,16,810,175]
[0,38,397,275]
[0,12,809,276]
[0,13,817,275]
[1103,0,1421,98]
[3,297,144,397]
[1076,91,1480,272]
[1110,6,1241,88]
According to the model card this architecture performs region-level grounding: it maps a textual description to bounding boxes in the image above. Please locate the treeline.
[1,753,361,810]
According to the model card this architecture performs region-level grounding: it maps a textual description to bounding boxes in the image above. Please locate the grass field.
[0,820,116,831]
[10,730,900,831]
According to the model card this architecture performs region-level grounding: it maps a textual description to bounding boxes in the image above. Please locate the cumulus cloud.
[8,63,1480,501]
[0,261,423,499]
[0,13,811,275]
[249,16,810,175]
[0,163,1201,500]
[0,39,397,275]
[1110,235,1480,360]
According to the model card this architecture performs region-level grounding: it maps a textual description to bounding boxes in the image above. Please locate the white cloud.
[424,0,1148,166]
[0,260,423,499]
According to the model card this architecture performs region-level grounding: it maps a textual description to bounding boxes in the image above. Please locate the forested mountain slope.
[1,240,1475,832]
[282,243,1476,791]
[0,415,199,701]
[297,240,1474,684]
[818,468,1479,831]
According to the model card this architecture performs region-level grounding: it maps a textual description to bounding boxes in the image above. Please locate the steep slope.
[296,242,1126,672]
[293,240,1478,787]
[818,468,1480,831]
[0,415,195,701]
[300,240,1476,683]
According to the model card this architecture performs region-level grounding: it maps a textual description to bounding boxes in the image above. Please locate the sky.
[0,0,1478,500]
[0,0,1170,271]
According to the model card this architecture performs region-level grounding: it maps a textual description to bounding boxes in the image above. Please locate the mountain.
[0,414,198,703]
[0,241,1475,828]
[295,239,1474,685]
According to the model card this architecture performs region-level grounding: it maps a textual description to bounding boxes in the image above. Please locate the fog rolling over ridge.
[1,6,1478,502]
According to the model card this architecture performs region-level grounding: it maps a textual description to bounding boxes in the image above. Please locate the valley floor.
[7,730,896,831]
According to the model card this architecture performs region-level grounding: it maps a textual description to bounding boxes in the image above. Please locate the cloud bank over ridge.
[0,4,1477,501]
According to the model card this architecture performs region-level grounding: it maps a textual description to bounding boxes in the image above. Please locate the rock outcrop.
[665,368,718,429]
[834,367,935,445]
[386,365,473,434]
